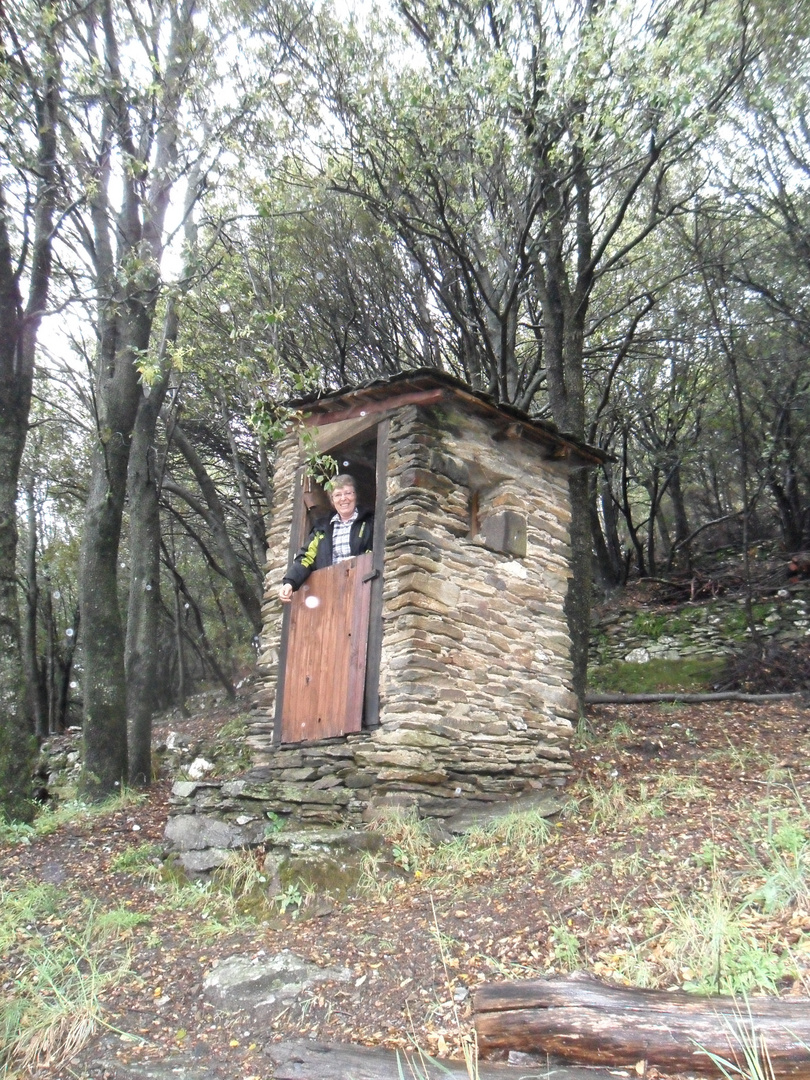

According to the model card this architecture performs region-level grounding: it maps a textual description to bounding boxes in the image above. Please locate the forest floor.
[2,689,810,1080]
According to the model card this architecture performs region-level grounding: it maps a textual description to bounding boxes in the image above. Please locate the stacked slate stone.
[172,394,582,841]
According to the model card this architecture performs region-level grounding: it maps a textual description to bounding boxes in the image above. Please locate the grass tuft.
[0,884,139,1075]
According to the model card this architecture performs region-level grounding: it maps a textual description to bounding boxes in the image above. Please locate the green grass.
[211,715,253,774]
[663,878,794,995]
[738,808,810,913]
[572,778,666,832]
[631,611,697,640]
[588,656,726,694]
[722,604,773,640]
[0,791,147,847]
[361,806,556,895]
[109,842,164,874]
[0,883,139,1075]
[549,923,582,969]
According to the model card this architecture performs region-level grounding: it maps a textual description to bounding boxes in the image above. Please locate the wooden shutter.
[279,552,374,743]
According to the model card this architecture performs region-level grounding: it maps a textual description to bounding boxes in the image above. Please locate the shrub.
[720,640,810,694]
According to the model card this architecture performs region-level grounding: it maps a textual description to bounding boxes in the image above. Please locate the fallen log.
[474,974,810,1077]
[585,691,799,705]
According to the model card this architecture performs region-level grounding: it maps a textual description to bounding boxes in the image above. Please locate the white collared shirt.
[331,509,358,562]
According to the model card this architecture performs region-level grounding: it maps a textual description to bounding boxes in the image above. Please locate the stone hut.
[249,370,603,826]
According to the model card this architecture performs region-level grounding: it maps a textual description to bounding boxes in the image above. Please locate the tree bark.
[124,291,185,787]
[0,408,35,820]
[79,319,146,794]
[586,691,798,705]
[0,6,59,816]
[77,0,196,798]
[22,481,47,738]
[566,469,593,703]
[474,974,810,1076]
[589,469,623,590]
[125,373,172,787]
[160,542,235,699]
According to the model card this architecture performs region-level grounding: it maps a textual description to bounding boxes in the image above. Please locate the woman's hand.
[278,582,293,604]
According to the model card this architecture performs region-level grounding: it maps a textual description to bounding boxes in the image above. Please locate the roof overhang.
[287,369,607,468]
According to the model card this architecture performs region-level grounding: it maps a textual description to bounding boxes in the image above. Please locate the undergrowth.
[0,882,140,1075]
[0,790,146,847]
[589,657,726,694]
[3,711,809,1075]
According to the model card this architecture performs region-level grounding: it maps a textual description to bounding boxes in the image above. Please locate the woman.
[278,474,374,603]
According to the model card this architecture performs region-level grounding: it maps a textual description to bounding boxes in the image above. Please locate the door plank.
[280,552,373,743]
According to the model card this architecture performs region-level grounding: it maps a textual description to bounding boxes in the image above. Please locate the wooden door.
[279,552,374,743]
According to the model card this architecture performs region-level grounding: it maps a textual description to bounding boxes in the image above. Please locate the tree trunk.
[587,690,797,704]
[217,386,267,572]
[125,379,170,786]
[173,577,188,715]
[0,236,35,820]
[474,974,810,1076]
[667,461,692,573]
[79,309,150,797]
[55,606,79,733]
[589,469,623,591]
[75,0,196,799]
[125,300,180,787]
[41,578,56,733]
[23,481,48,738]
[0,410,35,821]
[0,16,58,817]
[567,469,593,702]
[161,541,235,699]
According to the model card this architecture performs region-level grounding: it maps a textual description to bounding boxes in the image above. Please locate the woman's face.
[331,483,357,521]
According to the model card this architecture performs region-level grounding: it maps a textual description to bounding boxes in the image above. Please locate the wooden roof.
[289,369,607,466]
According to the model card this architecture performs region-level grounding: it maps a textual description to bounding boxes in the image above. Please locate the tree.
[42,0,214,797]
[288,0,756,696]
[0,0,60,819]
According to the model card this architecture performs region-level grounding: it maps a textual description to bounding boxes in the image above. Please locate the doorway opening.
[274,421,388,744]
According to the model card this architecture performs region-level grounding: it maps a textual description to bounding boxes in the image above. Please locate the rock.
[186,757,215,779]
[164,814,266,851]
[443,791,564,835]
[171,780,221,798]
[179,847,231,872]
[262,827,387,898]
[165,731,191,750]
[265,1037,606,1079]
[83,1054,224,1080]
[624,647,650,663]
[202,951,351,1011]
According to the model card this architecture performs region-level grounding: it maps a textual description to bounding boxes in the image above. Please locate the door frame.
[273,417,388,743]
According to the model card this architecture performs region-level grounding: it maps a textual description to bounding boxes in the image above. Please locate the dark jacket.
[282,508,374,592]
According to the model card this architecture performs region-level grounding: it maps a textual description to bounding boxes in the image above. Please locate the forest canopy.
[1,0,809,817]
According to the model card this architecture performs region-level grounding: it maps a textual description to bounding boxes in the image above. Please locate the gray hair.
[328,473,357,494]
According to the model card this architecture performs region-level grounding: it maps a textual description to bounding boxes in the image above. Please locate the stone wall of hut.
[242,398,578,825]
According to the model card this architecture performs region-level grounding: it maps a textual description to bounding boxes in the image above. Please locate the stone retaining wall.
[591,585,810,666]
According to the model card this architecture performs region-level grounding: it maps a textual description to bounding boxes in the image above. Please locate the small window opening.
[470,480,527,558]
